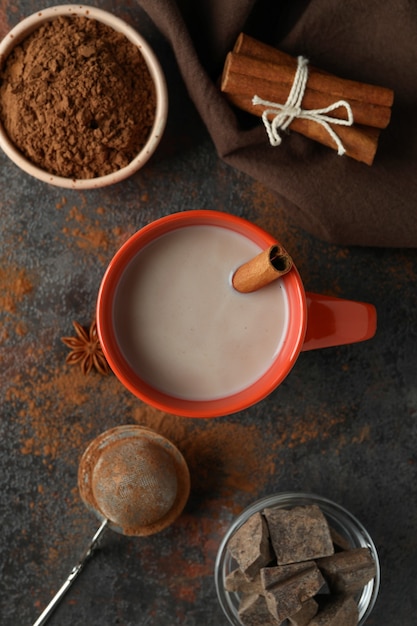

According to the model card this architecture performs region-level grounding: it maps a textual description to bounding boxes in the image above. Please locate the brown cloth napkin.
[137,0,417,247]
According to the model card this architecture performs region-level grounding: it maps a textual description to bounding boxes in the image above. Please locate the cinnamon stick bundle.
[221,33,394,165]
[224,53,392,129]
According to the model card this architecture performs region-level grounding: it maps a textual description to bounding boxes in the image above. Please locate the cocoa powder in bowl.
[0,15,157,179]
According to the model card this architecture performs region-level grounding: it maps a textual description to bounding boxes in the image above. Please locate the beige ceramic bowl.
[0,4,168,189]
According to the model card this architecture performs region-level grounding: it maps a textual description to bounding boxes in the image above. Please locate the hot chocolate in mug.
[97,210,376,417]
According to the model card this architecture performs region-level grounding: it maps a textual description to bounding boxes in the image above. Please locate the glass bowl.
[0,4,168,189]
[215,492,380,626]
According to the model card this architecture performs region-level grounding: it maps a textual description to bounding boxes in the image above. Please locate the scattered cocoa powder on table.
[0,16,156,178]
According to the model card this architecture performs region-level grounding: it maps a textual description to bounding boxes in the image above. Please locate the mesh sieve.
[33,425,190,626]
[78,424,190,536]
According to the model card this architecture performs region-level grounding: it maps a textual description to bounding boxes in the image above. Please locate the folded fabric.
[137,0,417,247]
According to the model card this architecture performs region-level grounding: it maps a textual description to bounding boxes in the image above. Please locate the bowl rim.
[0,4,168,189]
[214,491,381,626]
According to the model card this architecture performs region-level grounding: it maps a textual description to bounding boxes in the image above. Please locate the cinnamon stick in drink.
[232,245,293,293]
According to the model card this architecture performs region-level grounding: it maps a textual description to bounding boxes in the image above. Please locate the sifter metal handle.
[32,518,109,626]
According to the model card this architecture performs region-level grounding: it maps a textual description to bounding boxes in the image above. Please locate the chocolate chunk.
[308,595,359,626]
[261,561,325,622]
[264,504,334,564]
[225,568,263,595]
[227,511,274,579]
[316,547,376,594]
[328,525,352,552]
[238,593,280,626]
[288,598,319,625]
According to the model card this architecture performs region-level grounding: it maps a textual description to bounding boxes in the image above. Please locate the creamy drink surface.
[113,225,289,400]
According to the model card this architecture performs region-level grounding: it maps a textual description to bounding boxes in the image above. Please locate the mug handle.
[301,292,377,351]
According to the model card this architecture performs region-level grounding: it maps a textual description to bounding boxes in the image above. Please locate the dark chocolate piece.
[288,598,319,626]
[261,561,325,622]
[227,511,274,579]
[264,504,334,564]
[308,595,359,625]
[316,547,376,594]
[329,525,352,552]
[225,568,263,595]
[238,593,280,626]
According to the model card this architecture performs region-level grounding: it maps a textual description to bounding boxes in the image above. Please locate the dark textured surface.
[1,2,417,626]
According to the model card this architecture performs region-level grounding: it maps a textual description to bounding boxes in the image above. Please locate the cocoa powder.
[0,16,156,178]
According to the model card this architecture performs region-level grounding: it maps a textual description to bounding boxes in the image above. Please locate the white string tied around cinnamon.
[252,56,354,155]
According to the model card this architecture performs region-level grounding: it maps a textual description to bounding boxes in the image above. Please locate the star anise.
[61,320,110,375]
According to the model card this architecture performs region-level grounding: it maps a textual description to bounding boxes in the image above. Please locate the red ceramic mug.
[96,210,376,418]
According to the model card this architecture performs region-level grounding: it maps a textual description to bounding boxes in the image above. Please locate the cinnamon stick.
[222,52,392,129]
[226,91,380,165]
[220,32,393,165]
[233,33,394,108]
[232,245,293,293]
